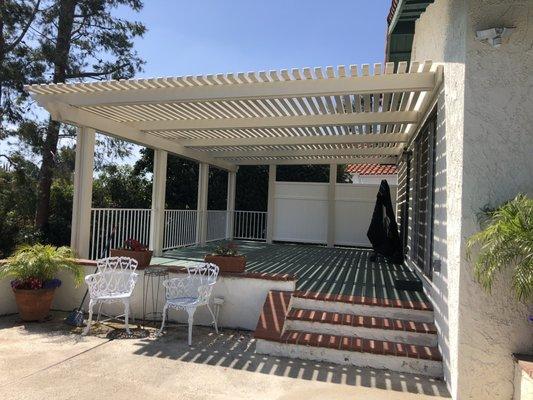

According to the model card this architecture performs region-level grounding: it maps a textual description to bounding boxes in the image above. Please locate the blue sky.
[121,0,391,78]
[3,1,392,162]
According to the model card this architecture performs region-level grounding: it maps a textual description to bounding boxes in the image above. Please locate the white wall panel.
[273,181,396,246]
[273,182,328,243]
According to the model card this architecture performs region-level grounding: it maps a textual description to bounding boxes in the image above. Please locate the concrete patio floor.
[0,312,449,400]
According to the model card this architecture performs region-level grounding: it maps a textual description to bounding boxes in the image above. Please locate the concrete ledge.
[256,339,444,378]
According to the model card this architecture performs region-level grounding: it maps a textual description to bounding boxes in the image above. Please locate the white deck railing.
[90,208,151,259]
[89,208,267,259]
[234,210,267,240]
[207,210,228,242]
[163,209,198,250]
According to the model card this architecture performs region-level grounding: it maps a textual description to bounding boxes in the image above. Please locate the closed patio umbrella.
[367,179,404,264]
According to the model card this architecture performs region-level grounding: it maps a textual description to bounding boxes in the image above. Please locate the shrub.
[467,194,533,302]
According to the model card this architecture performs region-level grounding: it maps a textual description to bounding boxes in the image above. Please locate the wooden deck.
[154,240,428,303]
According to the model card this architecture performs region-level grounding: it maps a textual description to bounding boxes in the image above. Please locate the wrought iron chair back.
[87,257,138,298]
[163,263,219,305]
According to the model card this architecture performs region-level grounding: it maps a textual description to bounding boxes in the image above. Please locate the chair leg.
[123,299,131,335]
[96,302,103,323]
[82,300,96,336]
[157,304,168,335]
[206,303,218,334]
[186,307,196,346]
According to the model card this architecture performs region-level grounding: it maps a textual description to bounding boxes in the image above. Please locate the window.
[410,111,437,278]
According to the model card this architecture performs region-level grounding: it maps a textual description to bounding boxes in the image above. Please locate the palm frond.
[0,244,84,287]
[467,194,533,302]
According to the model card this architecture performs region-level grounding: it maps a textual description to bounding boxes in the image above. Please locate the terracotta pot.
[13,288,56,322]
[110,249,153,270]
[204,254,246,273]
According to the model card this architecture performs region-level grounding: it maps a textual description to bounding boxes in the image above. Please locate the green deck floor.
[152,240,428,303]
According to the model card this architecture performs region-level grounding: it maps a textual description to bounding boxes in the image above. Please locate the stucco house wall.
[409,0,533,398]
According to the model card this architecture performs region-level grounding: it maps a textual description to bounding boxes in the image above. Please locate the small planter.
[13,288,56,322]
[110,249,153,270]
[204,254,246,273]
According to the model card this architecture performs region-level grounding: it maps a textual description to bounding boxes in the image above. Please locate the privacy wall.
[273,181,397,246]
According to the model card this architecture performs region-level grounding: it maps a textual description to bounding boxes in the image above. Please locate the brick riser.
[291,295,434,323]
[254,290,443,378]
[286,308,438,347]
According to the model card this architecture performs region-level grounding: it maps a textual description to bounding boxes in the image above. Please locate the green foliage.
[277,164,351,183]
[0,155,40,257]
[212,243,239,257]
[467,194,533,302]
[0,1,46,130]
[92,164,151,208]
[0,244,83,286]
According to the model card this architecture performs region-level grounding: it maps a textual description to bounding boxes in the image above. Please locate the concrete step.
[285,308,438,347]
[255,330,443,378]
[291,292,434,323]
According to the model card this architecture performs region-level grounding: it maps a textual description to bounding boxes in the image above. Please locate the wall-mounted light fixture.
[475,27,515,48]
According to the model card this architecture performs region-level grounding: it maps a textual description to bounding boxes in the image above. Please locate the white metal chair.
[158,263,219,345]
[82,257,139,336]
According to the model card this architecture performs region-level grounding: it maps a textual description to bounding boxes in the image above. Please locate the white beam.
[180,133,409,148]
[226,171,237,239]
[266,165,276,244]
[30,72,436,107]
[196,163,209,245]
[71,126,95,259]
[231,156,398,166]
[327,164,337,248]
[46,101,236,172]
[149,150,167,256]
[132,111,418,131]
[212,147,399,158]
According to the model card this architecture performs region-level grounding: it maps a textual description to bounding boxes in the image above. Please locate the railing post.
[71,126,95,259]
[149,149,167,256]
[196,163,209,245]
[266,164,276,244]
[327,163,337,248]
[226,170,236,239]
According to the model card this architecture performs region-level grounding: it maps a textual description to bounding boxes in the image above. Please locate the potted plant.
[204,242,246,273]
[467,194,532,303]
[0,244,84,321]
[110,238,153,269]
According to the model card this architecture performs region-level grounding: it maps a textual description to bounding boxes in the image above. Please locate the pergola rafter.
[26,60,442,169]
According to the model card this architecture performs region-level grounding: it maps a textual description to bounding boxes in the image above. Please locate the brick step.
[255,330,443,377]
[285,308,438,347]
[291,292,434,323]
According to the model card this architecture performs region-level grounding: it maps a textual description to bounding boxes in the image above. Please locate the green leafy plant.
[213,242,239,257]
[467,194,533,302]
[0,244,84,289]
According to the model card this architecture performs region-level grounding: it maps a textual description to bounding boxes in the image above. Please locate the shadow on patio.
[157,240,428,303]
[132,324,449,398]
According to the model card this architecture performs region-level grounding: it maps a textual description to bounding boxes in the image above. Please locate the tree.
[0,0,44,134]
[33,0,146,234]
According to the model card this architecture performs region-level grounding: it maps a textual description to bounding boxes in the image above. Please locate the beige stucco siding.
[410,0,533,399]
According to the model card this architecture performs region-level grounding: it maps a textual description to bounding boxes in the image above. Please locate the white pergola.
[26,60,442,258]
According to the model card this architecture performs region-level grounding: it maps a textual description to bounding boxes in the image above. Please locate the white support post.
[266,164,276,244]
[70,126,96,259]
[226,170,236,239]
[327,163,337,248]
[196,163,209,245]
[149,149,168,257]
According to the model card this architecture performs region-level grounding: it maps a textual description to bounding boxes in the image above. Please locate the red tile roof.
[345,164,398,175]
